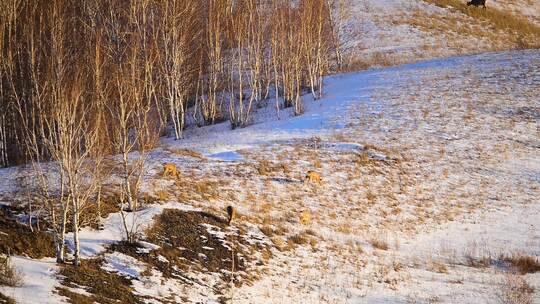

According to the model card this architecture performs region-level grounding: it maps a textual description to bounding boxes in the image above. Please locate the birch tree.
[228,0,266,128]
[103,2,158,243]
[2,0,68,263]
[198,0,228,126]
[300,0,332,99]
[160,0,203,139]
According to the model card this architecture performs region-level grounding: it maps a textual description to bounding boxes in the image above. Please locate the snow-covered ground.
[172,49,540,304]
[490,0,540,27]
[0,257,64,304]
[338,0,540,69]
[1,49,539,303]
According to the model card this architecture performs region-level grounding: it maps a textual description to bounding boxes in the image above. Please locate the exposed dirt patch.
[148,209,244,274]
[0,292,15,304]
[0,208,55,258]
[111,209,271,287]
[79,195,122,230]
[56,259,144,304]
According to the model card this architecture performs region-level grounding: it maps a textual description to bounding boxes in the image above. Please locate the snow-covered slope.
[490,0,540,27]
[339,0,540,68]
[1,49,538,303]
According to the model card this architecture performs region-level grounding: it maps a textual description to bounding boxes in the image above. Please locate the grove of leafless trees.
[0,0,344,266]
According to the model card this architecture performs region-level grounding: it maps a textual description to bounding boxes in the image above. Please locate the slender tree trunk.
[0,114,7,167]
[72,202,80,266]
[54,199,68,263]
[96,186,102,230]
[123,152,135,211]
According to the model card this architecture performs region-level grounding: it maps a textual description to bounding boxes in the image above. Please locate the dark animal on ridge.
[226,205,235,225]
[467,0,486,9]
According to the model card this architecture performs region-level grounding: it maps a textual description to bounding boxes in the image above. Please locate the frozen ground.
[0,49,539,303]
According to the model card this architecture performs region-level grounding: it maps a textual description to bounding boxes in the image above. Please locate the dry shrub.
[502,253,540,274]
[288,233,309,246]
[370,52,396,67]
[393,261,404,272]
[260,226,274,237]
[466,255,492,268]
[429,261,449,274]
[80,194,122,230]
[0,292,16,304]
[256,159,292,177]
[257,160,272,176]
[271,237,287,251]
[154,189,171,202]
[497,274,534,304]
[257,201,272,215]
[357,151,371,166]
[280,163,291,175]
[194,180,221,200]
[343,52,397,71]
[463,242,493,268]
[366,191,377,205]
[0,256,23,287]
[337,223,352,234]
[139,264,152,277]
[299,211,312,226]
[283,231,314,251]
[370,237,389,251]
[0,209,55,259]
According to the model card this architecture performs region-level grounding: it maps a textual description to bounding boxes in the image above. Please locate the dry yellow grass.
[497,274,534,304]
[164,147,206,159]
[0,256,23,287]
[424,0,540,48]
[370,237,390,251]
[299,211,312,226]
[501,253,540,274]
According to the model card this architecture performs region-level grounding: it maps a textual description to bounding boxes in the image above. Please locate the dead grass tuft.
[0,256,23,287]
[165,147,205,159]
[154,189,171,202]
[259,226,274,237]
[289,233,309,246]
[299,211,312,226]
[497,273,534,304]
[256,160,290,176]
[429,261,449,274]
[501,253,540,274]
[194,180,222,200]
[393,260,404,272]
[257,160,272,175]
[370,237,389,251]
[356,151,371,166]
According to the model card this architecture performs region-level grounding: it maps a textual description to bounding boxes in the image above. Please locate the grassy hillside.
[339,0,540,70]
